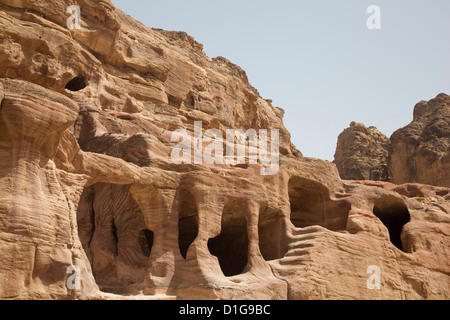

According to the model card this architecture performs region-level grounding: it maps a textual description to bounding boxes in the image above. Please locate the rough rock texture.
[334,122,390,181]
[0,0,449,300]
[390,94,450,187]
[334,94,450,188]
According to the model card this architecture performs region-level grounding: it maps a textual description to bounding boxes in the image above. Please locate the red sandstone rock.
[334,122,390,181]
[390,93,450,187]
[0,0,448,300]
[335,94,450,188]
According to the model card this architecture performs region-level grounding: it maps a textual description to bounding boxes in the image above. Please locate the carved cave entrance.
[288,177,350,231]
[373,195,411,251]
[77,183,153,293]
[208,200,249,277]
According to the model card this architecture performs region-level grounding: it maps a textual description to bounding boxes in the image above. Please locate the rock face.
[334,122,390,181]
[0,0,449,300]
[390,94,450,187]
[334,94,450,188]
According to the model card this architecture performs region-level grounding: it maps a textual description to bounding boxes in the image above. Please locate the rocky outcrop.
[334,94,450,188]
[334,122,390,181]
[0,0,449,300]
[389,94,450,187]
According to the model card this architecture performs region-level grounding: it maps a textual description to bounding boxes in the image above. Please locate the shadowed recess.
[65,76,87,91]
[178,189,199,259]
[373,195,411,251]
[288,176,350,231]
[76,183,152,292]
[208,200,249,277]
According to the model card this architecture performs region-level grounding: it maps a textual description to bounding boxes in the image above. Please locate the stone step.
[291,234,318,242]
[278,255,310,266]
[285,247,312,257]
[291,226,325,236]
[288,240,315,251]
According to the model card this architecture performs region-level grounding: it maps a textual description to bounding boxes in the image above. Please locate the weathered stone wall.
[0,0,448,300]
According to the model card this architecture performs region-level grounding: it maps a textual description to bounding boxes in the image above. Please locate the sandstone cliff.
[390,93,450,187]
[0,0,449,300]
[334,122,390,181]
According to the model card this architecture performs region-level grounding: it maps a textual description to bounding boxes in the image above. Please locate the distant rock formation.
[390,93,450,187]
[334,93,450,188]
[334,122,390,181]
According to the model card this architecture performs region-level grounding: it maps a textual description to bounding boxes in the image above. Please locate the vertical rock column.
[245,200,272,274]
[130,185,177,292]
[185,191,225,282]
[0,80,98,299]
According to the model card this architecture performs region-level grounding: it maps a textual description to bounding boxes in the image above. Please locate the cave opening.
[208,200,249,277]
[178,189,199,259]
[65,76,87,92]
[288,177,350,231]
[373,196,411,251]
[289,177,326,228]
[76,183,153,291]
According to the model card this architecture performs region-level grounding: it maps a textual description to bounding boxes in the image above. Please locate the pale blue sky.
[112,0,450,161]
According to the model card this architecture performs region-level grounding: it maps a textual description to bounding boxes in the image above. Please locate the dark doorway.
[373,196,411,251]
[178,189,199,259]
[208,200,249,277]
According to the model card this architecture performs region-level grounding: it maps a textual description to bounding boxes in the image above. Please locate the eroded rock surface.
[390,94,450,187]
[334,94,449,188]
[0,0,448,300]
[334,122,390,181]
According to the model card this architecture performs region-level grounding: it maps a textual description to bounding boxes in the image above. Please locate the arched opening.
[288,177,350,231]
[178,189,198,259]
[65,76,87,92]
[289,177,326,228]
[76,183,151,292]
[373,195,411,251]
[208,200,249,277]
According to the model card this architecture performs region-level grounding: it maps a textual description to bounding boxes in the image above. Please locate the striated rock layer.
[0,0,449,300]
